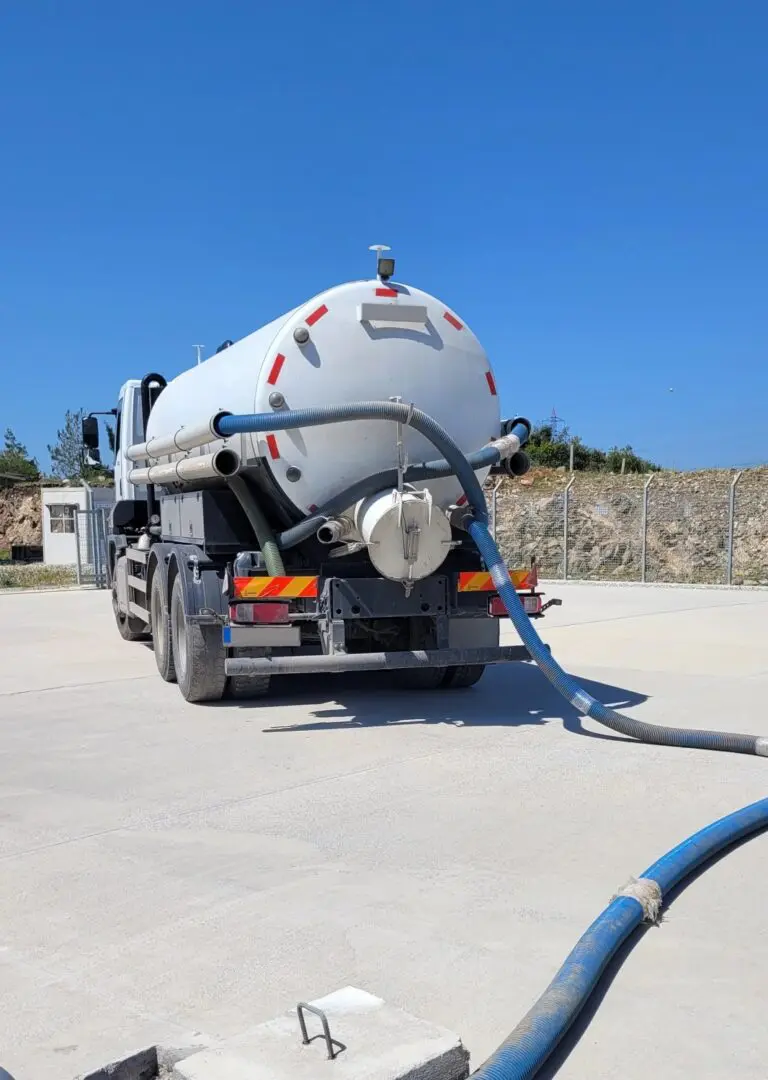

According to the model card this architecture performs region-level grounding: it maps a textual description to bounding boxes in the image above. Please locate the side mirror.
[82,415,100,449]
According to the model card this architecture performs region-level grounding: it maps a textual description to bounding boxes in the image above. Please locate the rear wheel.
[112,583,147,642]
[392,667,447,690]
[442,664,486,689]
[226,649,272,700]
[150,573,176,682]
[170,575,227,703]
[227,674,272,700]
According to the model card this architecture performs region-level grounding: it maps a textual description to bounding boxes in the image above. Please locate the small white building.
[41,483,114,566]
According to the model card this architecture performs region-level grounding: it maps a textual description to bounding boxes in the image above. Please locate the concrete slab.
[0,585,767,1079]
[173,987,469,1080]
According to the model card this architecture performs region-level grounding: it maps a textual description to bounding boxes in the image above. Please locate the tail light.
[489,594,542,617]
[523,594,542,615]
[229,602,290,624]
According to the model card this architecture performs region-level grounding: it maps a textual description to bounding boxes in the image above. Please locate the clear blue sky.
[1,1,766,471]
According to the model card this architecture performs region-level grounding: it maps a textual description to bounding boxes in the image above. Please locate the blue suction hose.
[472,797,768,1079]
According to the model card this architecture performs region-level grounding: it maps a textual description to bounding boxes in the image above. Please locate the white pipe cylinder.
[126,411,231,462]
[129,448,240,486]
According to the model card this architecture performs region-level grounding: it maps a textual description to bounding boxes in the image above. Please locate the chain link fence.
[489,467,768,585]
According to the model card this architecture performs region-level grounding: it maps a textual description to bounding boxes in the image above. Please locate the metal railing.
[74,508,110,588]
[489,468,768,586]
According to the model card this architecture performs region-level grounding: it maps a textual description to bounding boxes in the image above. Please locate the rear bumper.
[225,645,531,677]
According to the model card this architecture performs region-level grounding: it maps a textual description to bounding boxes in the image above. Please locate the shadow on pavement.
[231,662,647,743]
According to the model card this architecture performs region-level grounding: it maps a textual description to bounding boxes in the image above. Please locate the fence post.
[563,477,574,580]
[726,470,743,585]
[490,477,503,541]
[641,473,654,583]
[74,512,83,587]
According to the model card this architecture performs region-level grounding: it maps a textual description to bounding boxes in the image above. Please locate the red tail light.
[489,594,542,617]
[229,602,290,624]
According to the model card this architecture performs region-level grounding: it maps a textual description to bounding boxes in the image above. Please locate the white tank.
[144,278,500,517]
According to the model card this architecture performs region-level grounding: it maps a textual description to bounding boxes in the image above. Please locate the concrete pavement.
[0,584,767,1078]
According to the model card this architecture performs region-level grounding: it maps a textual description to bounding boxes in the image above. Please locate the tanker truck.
[83,250,556,703]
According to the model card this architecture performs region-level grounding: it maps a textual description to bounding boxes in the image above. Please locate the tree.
[48,409,114,483]
[48,410,87,480]
[526,424,660,473]
[0,429,40,480]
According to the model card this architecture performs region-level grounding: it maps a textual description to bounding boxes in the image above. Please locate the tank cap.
[293,326,310,345]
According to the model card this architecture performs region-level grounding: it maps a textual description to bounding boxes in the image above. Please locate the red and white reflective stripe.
[305,304,328,327]
[266,434,280,460]
[376,287,398,297]
[456,494,468,507]
[267,353,285,385]
[485,371,497,396]
[443,311,463,331]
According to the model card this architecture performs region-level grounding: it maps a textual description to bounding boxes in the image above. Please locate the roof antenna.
[368,244,395,282]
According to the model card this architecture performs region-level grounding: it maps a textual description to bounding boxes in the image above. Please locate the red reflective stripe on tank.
[267,353,285,385]
[308,504,318,513]
[443,311,463,330]
[266,434,279,459]
[306,304,328,326]
[456,494,468,506]
[376,287,398,297]
[485,371,497,396]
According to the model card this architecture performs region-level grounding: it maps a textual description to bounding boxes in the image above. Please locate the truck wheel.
[227,674,272,700]
[150,574,176,683]
[112,584,147,642]
[170,575,227,703]
[442,664,486,689]
[225,648,272,700]
[392,667,447,690]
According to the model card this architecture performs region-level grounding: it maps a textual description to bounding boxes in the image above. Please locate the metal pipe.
[126,411,232,462]
[226,646,532,677]
[563,477,574,580]
[128,448,240,486]
[316,519,353,544]
[490,477,503,541]
[641,472,655,583]
[726,470,743,585]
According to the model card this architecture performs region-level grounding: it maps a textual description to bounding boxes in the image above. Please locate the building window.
[49,504,77,534]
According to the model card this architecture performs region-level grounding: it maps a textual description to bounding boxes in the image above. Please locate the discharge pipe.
[126,410,232,462]
[217,402,767,758]
[128,448,240,486]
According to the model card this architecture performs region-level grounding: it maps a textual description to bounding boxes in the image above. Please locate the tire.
[170,575,227,703]
[112,584,148,642]
[442,664,486,689]
[225,647,272,700]
[227,674,272,701]
[392,667,447,691]
[150,573,176,682]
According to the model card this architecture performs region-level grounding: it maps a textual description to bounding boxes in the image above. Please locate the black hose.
[227,474,286,576]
